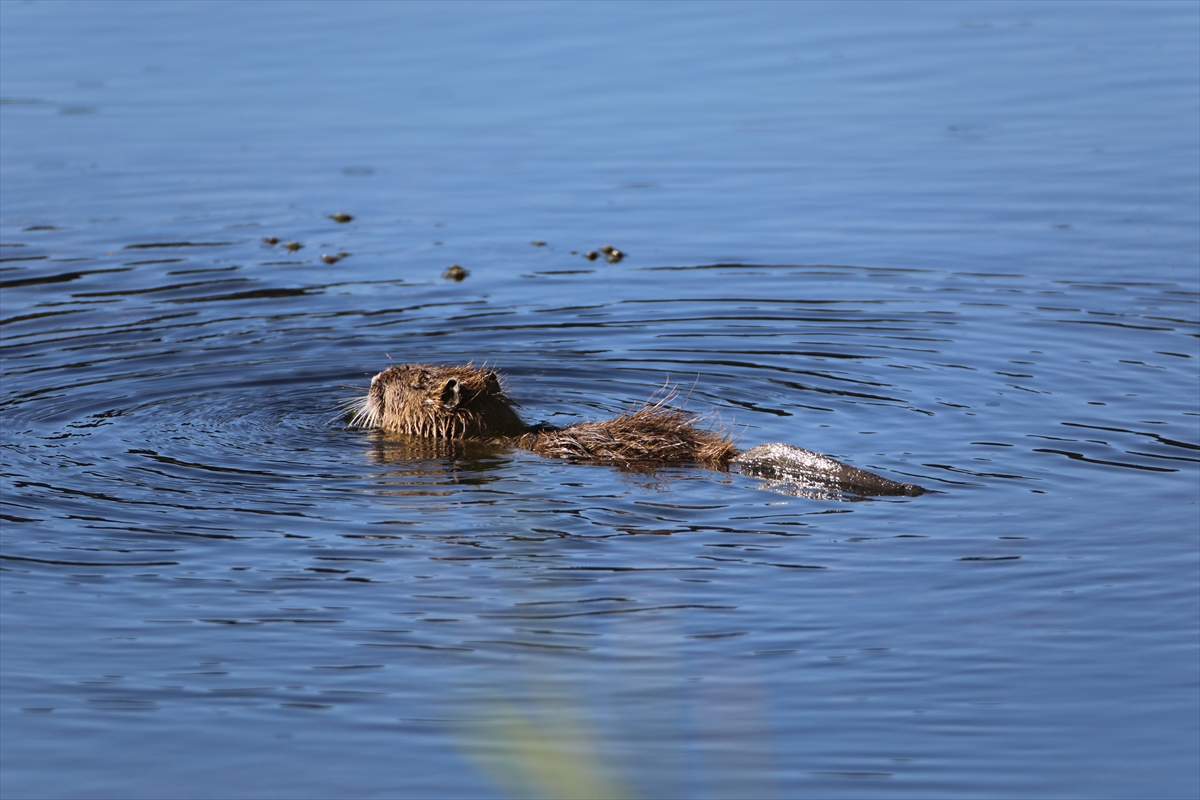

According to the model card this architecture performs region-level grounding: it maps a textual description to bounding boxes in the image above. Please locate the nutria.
[349,363,926,497]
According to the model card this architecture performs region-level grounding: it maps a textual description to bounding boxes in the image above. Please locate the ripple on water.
[1,223,1197,800]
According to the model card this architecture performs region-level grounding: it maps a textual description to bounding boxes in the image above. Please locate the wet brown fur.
[350,363,735,468]
[516,399,736,468]
[351,363,526,440]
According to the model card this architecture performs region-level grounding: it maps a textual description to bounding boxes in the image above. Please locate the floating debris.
[321,253,340,264]
[531,240,546,247]
[600,245,625,263]
[284,241,303,252]
[330,213,354,223]
[262,236,279,246]
[584,251,599,261]
[443,264,469,282]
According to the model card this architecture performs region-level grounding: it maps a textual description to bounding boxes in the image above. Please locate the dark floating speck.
[330,213,354,223]
[584,251,599,261]
[321,252,350,265]
[531,240,546,247]
[23,226,59,231]
[262,236,279,246]
[600,244,625,263]
[443,264,469,282]
[284,241,303,252]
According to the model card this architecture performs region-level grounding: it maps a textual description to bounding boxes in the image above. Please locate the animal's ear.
[439,378,461,409]
[484,371,502,393]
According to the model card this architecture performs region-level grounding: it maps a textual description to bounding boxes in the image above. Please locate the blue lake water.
[2,1,1197,798]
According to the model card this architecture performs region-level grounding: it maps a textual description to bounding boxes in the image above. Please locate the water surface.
[2,2,1197,798]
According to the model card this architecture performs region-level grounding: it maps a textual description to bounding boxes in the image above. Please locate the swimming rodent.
[349,363,926,497]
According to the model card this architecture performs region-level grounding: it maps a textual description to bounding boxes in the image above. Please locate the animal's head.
[351,363,526,439]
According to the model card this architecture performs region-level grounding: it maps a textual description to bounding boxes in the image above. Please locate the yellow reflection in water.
[463,696,634,800]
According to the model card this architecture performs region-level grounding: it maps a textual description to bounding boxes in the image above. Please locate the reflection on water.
[2,1,1197,799]
[456,657,793,800]
[462,694,635,800]
[368,436,513,478]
